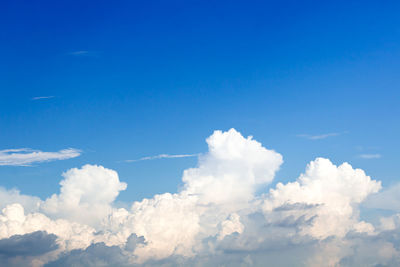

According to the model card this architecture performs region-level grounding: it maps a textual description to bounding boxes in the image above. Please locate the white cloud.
[263,157,381,239]
[68,51,100,57]
[125,153,199,162]
[359,153,382,159]
[0,128,398,267]
[41,165,127,227]
[31,96,55,100]
[0,148,81,166]
[68,51,89,56]
[297,132,342,140]
[0,203,95,252]
[0,187,41,213]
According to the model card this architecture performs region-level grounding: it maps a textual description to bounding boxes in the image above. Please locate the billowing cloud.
[0,128,398,266]
[41,165,127,227]
[0,148,81,166]
[0,187,41,213]
[263,158,381,239]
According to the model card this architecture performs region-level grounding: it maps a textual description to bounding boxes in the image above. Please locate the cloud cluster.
[0,129,398,266]
[0,148,81,166]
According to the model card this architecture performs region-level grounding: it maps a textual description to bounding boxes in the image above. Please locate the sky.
[1,0,400,266]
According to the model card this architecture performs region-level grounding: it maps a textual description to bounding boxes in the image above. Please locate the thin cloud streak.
[359,154,382,159]
[32,96,55,100]
[125,153,199,162]
[68,50,90,56]
[68,50,100,57]
[297,132,343,140]
[0,148,81,166]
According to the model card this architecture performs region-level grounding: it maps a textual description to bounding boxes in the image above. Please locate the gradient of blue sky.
[0,0,399,202]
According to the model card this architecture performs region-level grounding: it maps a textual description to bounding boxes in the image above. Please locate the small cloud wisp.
[297,132,342,140]
[359,153,382,159]
[0,148,81,166]
[31,96,55,101]
[125,153,199,163]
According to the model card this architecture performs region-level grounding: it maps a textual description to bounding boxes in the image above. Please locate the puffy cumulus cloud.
[0,128,398,267]
[0,203,95,251]
[183,129,283,205]
[0,187,41,213]
[263,158,381,239]
[41,165,127,227]
[96,129,283,263]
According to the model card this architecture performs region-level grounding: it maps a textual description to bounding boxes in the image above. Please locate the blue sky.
[1,0,399,204]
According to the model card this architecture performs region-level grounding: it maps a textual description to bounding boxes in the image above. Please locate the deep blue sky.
[1,0,399,202]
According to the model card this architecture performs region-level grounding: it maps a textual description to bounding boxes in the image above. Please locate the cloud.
[0,231,58,257]
[297,132,342,140]
[0,148,81,166]
[68,51,100,57]
[125,153,199,162]
[0,128,399,266]
[31,96,55,101]
[0,187,41,213]
[68,51,89,56]
[41,165,127,227]
[0,231,58,267]
[263,158,381,239]
[45,243,132,267]
[359,153,382,159]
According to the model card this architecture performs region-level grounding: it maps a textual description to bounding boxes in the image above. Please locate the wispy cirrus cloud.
[68,50,100,57]
[0,148,81,166]
[125,153,199,163]
[297,132,344,140]
[31,96,55,101]
[68,50,90,56]
[358,153,382,159]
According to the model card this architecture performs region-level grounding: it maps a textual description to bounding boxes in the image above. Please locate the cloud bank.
[0,148,81,166]
[0,129,398,266]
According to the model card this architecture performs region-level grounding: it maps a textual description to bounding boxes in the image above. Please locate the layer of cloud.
[125,153,199,162]
[0,148,81,166]
[0,128,398,266]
